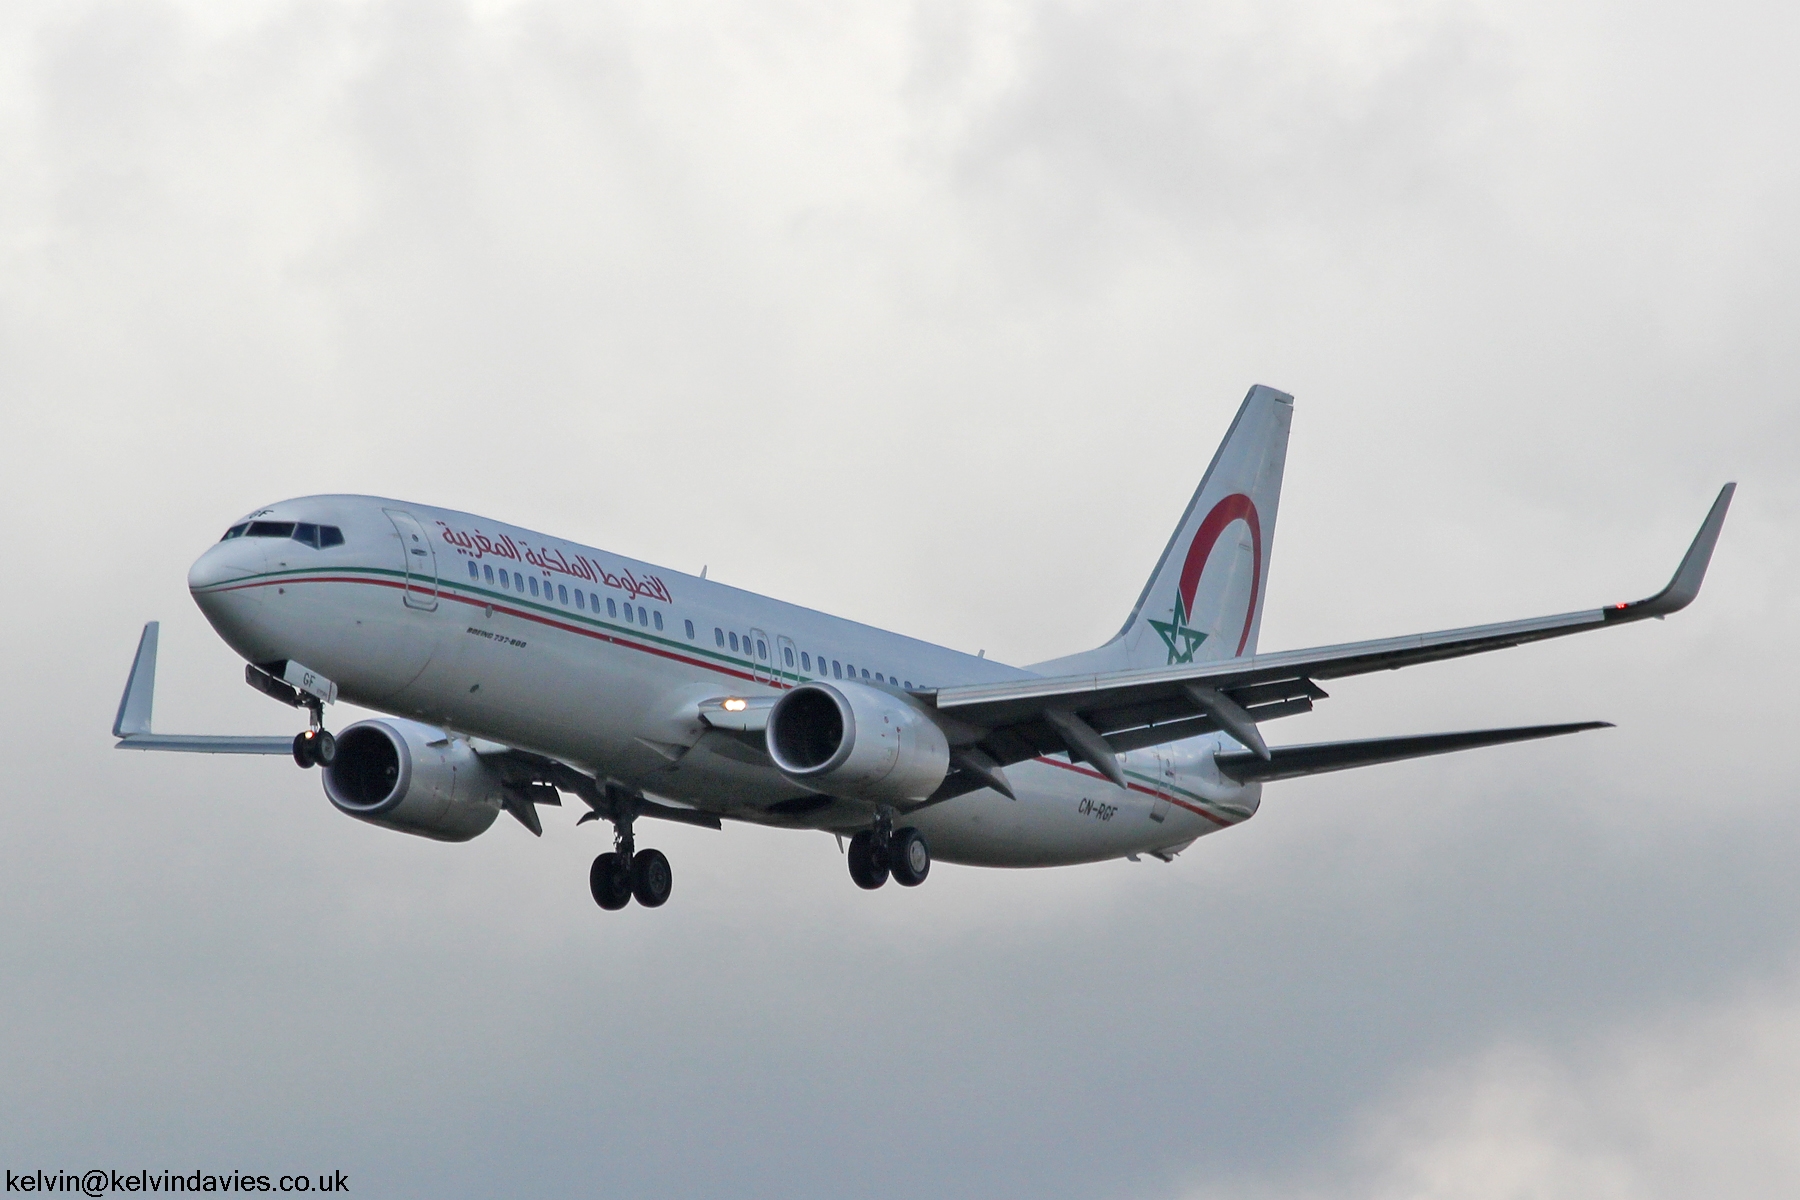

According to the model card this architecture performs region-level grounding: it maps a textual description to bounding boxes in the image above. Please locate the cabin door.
[775,635,799,686]
[384,509,439,611]
[1149,749,1175,823]
[746,628,773,685]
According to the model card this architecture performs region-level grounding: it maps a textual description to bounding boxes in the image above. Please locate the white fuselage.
[189,496,1260,866]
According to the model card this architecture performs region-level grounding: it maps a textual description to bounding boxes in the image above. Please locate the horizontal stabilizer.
[1214,721,1611,784]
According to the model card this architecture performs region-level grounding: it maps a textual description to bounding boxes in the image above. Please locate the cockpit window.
[221,524,248,541]
[249,522,346,548]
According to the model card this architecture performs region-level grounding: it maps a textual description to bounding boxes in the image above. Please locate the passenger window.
[861,668,870,679]
[832,661,842,679]
[319,526,344,548]
[639,606,648,625]
[484,565,494,583]
[715,628,725,647]
[653,611,663,630]
[606,598,617,617]
[753,640,764,659]
[801,652,811,671]
[729,633,739,651]
[685,619,695,639]
[875,673,884,683]
[575,590,585,610]
[783,647,794,667]
[498,572,509,589]
[558,585,568,604]
[846,663,855,677]
[904,681,912,689]
[530,577,540,596]
[514,572,524,591]
[468,561,480,579]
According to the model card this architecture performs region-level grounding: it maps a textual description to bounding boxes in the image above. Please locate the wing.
[112,623,293,754]
[922,485,1733,785]
[1213,721,1611,784]
[468,741,724,835]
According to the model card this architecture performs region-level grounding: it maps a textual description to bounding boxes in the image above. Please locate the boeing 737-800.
[114,387,1734,910]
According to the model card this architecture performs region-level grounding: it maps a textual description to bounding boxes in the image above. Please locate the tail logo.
[1147,493,1263,663]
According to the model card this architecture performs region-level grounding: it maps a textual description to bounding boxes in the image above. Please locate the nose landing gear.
[292,727,336,768]
[290,697,335,768]
[245,664,337,770]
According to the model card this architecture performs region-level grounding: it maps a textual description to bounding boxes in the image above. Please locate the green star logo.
[1148,598,1208,664]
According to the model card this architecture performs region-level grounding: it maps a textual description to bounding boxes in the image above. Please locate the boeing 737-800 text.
[114,387,1734,910]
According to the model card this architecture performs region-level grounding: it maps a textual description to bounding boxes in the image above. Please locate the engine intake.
[322,718,503,842]
[766,682,950,803]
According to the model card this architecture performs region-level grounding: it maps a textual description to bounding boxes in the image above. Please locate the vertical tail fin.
[1032,385,1293,674]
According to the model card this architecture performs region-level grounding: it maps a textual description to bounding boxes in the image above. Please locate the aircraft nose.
[188,540,271,652]
[188,539,268,592]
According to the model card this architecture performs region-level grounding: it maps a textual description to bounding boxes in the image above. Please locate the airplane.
[113,386,1735,911]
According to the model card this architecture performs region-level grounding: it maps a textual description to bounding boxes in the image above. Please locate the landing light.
[723,698,748,712]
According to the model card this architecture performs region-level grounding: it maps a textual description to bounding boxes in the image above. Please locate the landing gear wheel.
[630,849,673,908]
[589,852,632,910]
[848,830,889,890]
[889,827,930,887]
[292,729,336,768]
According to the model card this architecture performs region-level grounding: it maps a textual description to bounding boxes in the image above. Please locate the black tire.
[889,827,930,887]
[847,830,888,890]
[631,849,673,908]
[589,852,632,910]
[292,731,317,769]
[313,730,337,767]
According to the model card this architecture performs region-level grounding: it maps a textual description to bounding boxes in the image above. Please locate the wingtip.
[1606,483,1734,621]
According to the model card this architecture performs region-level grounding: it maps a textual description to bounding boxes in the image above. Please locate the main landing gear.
[588,800,673,911]
[847,809,931,890]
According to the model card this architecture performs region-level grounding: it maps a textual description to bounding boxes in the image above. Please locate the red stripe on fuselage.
[1034,756,1236,827]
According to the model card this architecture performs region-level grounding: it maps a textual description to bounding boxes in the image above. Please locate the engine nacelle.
[322,718,503,842]
[766,681,951,803]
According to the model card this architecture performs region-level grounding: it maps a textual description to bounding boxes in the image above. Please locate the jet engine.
[322,718,503,842]
[766,681,951,803]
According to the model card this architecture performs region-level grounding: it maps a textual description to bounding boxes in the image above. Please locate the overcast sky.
[2,0,1797,1196]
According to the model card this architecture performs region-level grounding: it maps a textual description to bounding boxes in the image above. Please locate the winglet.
[1608,483,1735,621]
[114,622,160,737]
